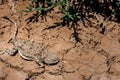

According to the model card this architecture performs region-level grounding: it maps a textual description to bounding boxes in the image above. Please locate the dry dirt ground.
[0,0,120,80]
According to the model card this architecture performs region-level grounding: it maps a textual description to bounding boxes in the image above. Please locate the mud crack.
[0,57,24,72]
[25,71,45,80]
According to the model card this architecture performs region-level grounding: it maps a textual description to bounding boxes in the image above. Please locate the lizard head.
[44,53,59,65]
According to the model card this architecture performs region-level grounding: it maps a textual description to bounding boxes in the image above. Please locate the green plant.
[56,0,80,25]
[23,0,56,22]
[23,0,120,42]
[113,0,120,22]
[62,6,80,24]
[23,0,84,42]
[56,0,81,42]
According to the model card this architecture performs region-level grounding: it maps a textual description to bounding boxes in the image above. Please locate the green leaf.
[67,12,74,20]
[36,7,46,11]
[116,1,120,6]
[61,13,67,19]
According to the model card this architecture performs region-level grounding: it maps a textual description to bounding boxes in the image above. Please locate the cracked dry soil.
[0,0,120,80]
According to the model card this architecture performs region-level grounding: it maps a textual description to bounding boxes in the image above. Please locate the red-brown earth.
[0,0,120,80]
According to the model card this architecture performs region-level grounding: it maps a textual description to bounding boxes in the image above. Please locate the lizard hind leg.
[8,48,18,56]
[0,49,8,55]
[0,48,18,56]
